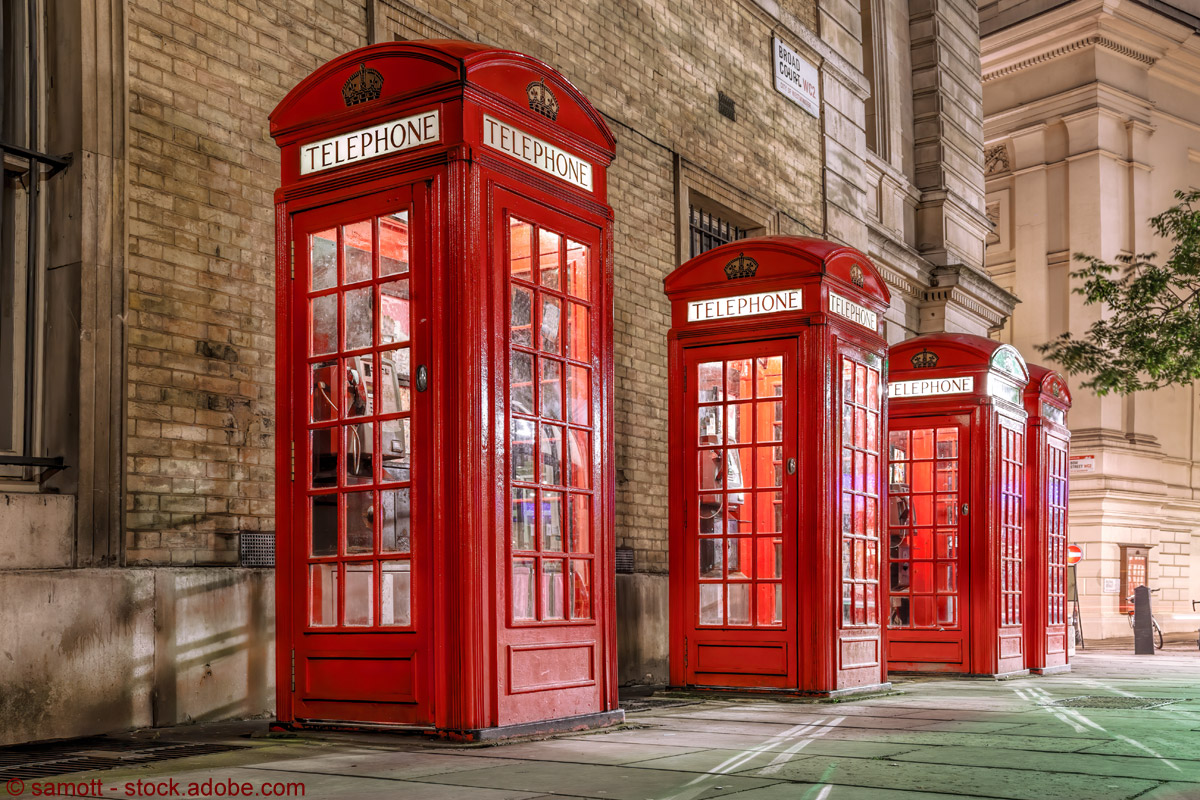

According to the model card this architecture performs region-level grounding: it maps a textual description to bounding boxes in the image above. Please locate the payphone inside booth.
[1023,364,1072,675]
[270,40,620,738]
[665,237,892,697]
[885,334,1030,677]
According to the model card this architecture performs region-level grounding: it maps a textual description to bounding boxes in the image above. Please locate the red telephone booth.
[665,238,891,696]
[269,41,620,738]
[1023,364,1072,674]
[885,334,1030,676]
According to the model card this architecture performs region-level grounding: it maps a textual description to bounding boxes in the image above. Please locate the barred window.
[689,205,746,258]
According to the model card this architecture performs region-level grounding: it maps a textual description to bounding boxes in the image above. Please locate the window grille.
[689,205,746,259]
[1,0,70,479]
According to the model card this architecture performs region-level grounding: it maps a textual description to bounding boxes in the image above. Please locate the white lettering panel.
[888,376,974,399]
[482,114,594,191]
[828,291,877,331]
[773,38,820,118]
[687,289,803,322]
[300,110,441,175]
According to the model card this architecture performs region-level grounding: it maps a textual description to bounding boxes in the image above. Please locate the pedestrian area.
[6,645,1200,800]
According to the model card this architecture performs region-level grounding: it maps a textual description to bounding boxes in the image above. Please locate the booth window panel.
[1047,443,1068,625]
[1120,545,1149,614]
[840,357,881,628]
[507,216,596,624]
[999,424,1025,627]
[696,355,785,628]
[304,208,416,632]
[887,426,960,629]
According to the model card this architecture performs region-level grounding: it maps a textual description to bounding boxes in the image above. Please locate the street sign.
[1066,544,1082,565]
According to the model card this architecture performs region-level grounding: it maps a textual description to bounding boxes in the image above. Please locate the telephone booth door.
[682,340,798,689]
[885,416,970,670]
[289,184,433,725]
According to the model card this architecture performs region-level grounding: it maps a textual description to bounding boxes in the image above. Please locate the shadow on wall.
[0,567,274,746]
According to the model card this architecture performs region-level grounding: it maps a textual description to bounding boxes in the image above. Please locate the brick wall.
[124,0,822,571]
[124,0,368,563]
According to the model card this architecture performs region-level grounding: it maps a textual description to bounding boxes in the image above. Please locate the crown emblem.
[342,63,384,107]
[910,348,939,369]
[850,264,865,287]
[1051,382,1062,398]
[724,252,758,280]
[526,79,560,121]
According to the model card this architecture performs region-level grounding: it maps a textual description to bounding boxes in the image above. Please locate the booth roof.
[890,333,1030,383]
[663,236,890,306]
[1025,363,1073,407]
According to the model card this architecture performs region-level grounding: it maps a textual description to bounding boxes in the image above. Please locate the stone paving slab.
[424,738,707,765]
[414,761,784,799]
[722,786,1014,800]
[889,744,1200,783]
[243,749,525,779]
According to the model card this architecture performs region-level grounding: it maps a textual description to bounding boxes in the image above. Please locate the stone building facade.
[981,0,1200,642]
[1,0,1010,743]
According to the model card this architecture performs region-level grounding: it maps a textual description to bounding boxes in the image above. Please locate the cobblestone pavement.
[8,644,1200,799]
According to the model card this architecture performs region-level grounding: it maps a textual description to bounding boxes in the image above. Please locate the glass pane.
[513,558,536,620]
[700,583,724,625]
[937,595,956,625]
[911,528,933,559]
[511,285,533,347]
[756,492,782,533]
[512,418,536,482]
[566,239,588,299]
[912,495,932,526]
[756,402,782,442]
[911,562,933,594]
[345,563,373,626]
[311,360,338,422]
[310,563,337,626]
[757,356,783,396]
[346,423,372,485]
[567,302,589,361]
[343,220,373,283]
[913,596,935,627]
[866,411,878,451]
[381,488,410,552]
[378,347,410,415]
[511,351,534,416]
[726,537,751,578]
[888,430,909,460]
[913,461,933,493]
[728,500,752,534]
[757,447,782,487]
[936,497,957,525]
[539,229,562,290]
[867,368,880,410]
[937,563,956,592]
[912,429,934,459]
[699,494,722,535]
[727,583,751,625]
[311,494,338,556]
[541,359,563,419]
[757,537,783,579]
[936,428,958,458]
[891,558,910,591]
[380,279,410,345]
[379,211,409,276]
[726,404,751,444]
[889,596,909,627]
[700,538,723,578]
[542,490,564,551]
[842,359,854,401]
[381,418,410,482]
[311,229,337,291]
[511,487,536,550]
[346,491,373,554]
[855,364,867,405]
[699,404,722,444]
[727,358,752,399]
[543,559,565,619]
[698,361,723,402]
[570,559,591,619]
[937,461,958,492]
[540,295,562,353]
[569,494,591,553]
[937,530,958,559]
[567,365,590,425]
[727,449,750,490]
[311,428,338,488]
[843,584,852,624]
[380,561,411,626]
[344,356,372,418]
[699,450,723,493]
[345,287,373,351]
[540,424,563,485]
[311,294,337,355]
[567,428,591,489]
[510,219,533,281]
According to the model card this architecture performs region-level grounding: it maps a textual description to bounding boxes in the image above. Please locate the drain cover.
[0,739,247,781]
[1046,695,1183,710]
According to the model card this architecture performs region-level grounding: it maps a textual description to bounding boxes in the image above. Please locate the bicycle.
[1127,588,1164,650]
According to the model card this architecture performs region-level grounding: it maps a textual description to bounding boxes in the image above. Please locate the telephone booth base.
[1031,664,1071,676]
[273,709,625,742]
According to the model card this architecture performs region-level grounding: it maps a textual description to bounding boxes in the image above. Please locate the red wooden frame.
[1023,364,1072,674]
[270,40,618,738]
[664,237,891,697]
[886,334,1031,677]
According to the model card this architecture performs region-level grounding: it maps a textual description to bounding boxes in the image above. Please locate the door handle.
[961,503,969,517]
[416,365,428,393]
[786,458,797,475]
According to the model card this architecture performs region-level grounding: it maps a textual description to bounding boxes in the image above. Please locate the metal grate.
[615,546,635,574]
[689,205,746,259]
[717,91,736,121]
[0,740,247,781]
[240,531,275,567]
[1045,696,1184,710]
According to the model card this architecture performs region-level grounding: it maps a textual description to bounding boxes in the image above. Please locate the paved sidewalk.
[9,646,1200,800]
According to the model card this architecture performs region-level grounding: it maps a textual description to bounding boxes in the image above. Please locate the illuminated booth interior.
[665,237,891,697]
[885,334,1030,676]
[1023,364,1072,675]
[270,40,619,738]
